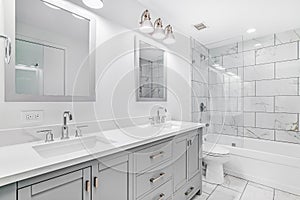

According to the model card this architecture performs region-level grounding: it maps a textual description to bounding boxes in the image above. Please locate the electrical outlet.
[22,110,44,123]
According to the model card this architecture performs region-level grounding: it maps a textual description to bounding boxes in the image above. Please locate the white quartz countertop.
[0,121,204,187]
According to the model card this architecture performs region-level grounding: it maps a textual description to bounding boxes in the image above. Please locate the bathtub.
[205,134,300,195]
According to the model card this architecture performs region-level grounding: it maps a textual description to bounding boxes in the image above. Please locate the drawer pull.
[85,180,91,192]
[157,193,165,200]
[184,187,194,196]
[94,177,99,188]
[150,151,164,159]
[150,172,165,183]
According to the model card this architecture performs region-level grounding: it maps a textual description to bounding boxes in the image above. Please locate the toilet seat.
[203,143,229,157]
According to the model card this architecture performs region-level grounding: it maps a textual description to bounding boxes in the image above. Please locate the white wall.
[0,0,192,130]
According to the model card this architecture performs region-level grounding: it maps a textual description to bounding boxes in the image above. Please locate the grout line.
[275,188,300,197]
[206,183,218,199]
[238,180,249,200]
[273,188,275,200]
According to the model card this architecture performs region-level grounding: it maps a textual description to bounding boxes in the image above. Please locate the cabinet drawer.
[134,141,172,173]
[139,179,172,200]
[174,173,201,200]
[136,163,172,198]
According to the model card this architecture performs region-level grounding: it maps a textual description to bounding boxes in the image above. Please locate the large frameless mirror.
[5,0,96,101]
[135,37,167,101]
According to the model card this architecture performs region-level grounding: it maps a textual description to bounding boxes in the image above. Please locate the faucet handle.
[149,117,155,125]
[37,130,54,143]
[161,115,167,123]
[75,125,88,137]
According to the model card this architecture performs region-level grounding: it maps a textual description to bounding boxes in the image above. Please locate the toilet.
[203,143,230,184]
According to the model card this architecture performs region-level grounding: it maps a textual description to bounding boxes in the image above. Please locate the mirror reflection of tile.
[139,41,165,99]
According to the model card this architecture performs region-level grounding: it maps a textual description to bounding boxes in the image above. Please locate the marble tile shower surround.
[191,39,210,127]
[191,28,300,144]
[0,116,152,147]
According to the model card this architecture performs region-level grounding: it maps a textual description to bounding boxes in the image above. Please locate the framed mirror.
[5,0,96,102]
[135,37,167,101]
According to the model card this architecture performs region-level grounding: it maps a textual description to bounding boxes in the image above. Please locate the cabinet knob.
[94,177,99,188]
[85,180,91,192]
[157,193,165,200]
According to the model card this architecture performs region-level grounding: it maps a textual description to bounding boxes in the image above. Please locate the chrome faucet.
[156,107,167,124]
[62,111,72,140]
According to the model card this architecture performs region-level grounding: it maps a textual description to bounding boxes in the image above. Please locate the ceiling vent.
[194,23,207,31]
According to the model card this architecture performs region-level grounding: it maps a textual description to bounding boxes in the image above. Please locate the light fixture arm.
[154,18,163,28]
[165,25,173,34]
[140,10,151,24]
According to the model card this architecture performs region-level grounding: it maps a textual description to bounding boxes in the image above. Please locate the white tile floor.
[192,175,300,200]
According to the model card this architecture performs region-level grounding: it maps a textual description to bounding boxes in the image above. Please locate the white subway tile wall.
[192,29,300,144]
[244,63,275,81]
[256,78,298,96]
[191,39,210,127]
[244,127,275,140]
[256,42,298,64]
[275,60,300,79]
[244,97,274,112]
[241,34,275,51]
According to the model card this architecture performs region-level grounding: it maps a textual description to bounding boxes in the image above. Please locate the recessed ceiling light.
[226,72,236,76]
[254,43,262,47]
[247,28,256,34]
[82,0,103,9]
[43,1,61,10]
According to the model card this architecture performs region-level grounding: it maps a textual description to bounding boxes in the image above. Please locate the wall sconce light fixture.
[139,10,154,33]
[163,25,175,44]
[152,18,165,39]
[139,10,176,44]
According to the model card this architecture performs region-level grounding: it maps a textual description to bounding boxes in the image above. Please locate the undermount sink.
[122,121,182,139]
[33,135,116,158]
[149,121,182,130]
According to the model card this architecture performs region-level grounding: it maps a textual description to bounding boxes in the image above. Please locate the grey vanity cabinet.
[93,154,129,200]
[0,128,202,200]
[18,167,92,200]
[188,131,201,180]
[173,133,189,191]
[173,129,202,193]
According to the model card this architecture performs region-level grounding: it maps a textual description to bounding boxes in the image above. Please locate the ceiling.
[68,0,300,46]
[139,0,300,45]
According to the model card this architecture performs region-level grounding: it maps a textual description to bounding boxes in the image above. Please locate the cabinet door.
[94,159,128,200]
[0,184,16,200]
[173,135,188,191]
[188,133,201,180]
[18,168,91,200]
